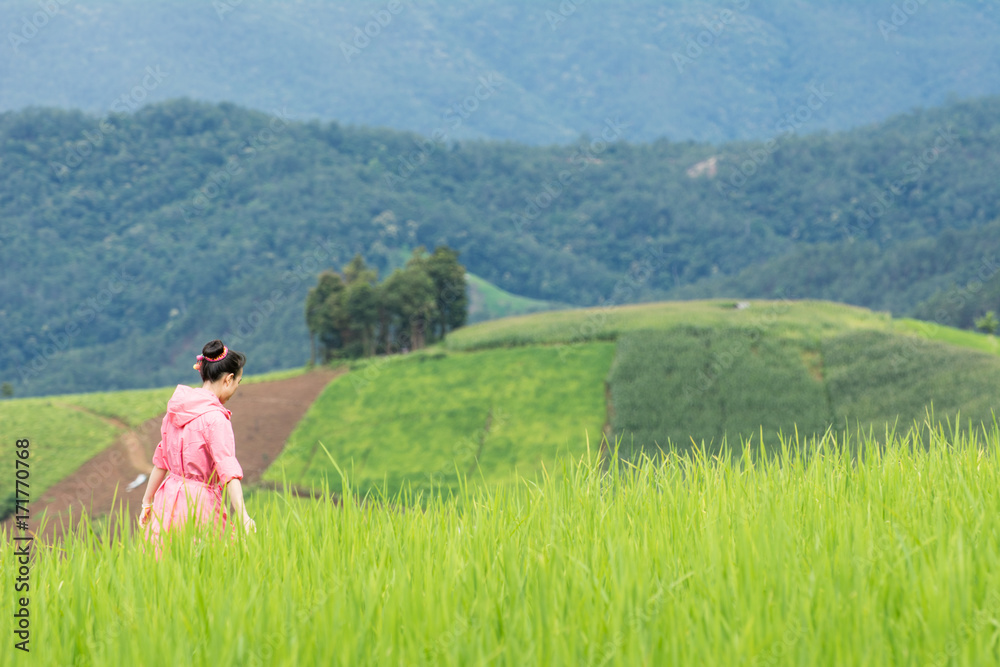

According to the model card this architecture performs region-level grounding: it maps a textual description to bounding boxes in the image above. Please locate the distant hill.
[1,0,998,144]
[3,96,1000,396]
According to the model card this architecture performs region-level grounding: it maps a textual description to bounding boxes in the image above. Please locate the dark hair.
[197,339,246,383]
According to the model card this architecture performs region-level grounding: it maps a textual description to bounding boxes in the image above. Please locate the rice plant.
[5,422,1000,666]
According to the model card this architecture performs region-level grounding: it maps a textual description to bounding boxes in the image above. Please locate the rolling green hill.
[5,97,1000,397]
[264,344,613,495]
[3,300,999,506]
[268,300,1000,495]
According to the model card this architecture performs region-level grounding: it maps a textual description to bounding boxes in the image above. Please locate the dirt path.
[54,403,153,472]
[6,368,341,541]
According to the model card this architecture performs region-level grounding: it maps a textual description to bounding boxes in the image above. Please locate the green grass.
[265,346,614,495]
[446,299,1000,360]
[8,425,1000,666]
[465,273,565,324]
[608,328,831,455]
[0,399,119,505]
[50,386,177,428]
[606,326,1000,455]
[822,330,1000,429]
[240,365,312,385]
[445,299,894,351]
[894,317,1000,356]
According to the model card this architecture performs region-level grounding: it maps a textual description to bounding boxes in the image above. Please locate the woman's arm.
[225,478,256,533]
[138,466,168,526]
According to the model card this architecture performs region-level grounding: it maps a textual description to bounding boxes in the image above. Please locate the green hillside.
[269,300,1000,494]
[264,344,612,496]
[4,98,1000,397]
[3,299,999,513]
[2,1,998,144]
[0,385,173,514]
[465,273,564,324]
[609,327,1000,456]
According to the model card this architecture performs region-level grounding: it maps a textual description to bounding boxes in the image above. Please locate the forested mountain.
[2,96,999,397]
[1,0,998,144]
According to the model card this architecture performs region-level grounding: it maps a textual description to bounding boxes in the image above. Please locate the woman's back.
[154,384,243,486]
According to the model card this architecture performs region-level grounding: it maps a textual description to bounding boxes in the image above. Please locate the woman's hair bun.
[202,339,225,358]
[195,339,246,383]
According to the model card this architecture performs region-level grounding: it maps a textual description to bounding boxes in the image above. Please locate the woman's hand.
[242,514,256,534]
[138,467,167,528]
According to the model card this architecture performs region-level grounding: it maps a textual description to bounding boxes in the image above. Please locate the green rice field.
[608,326,1000,455]
[264,345,614,495]
[5,425,1000,665]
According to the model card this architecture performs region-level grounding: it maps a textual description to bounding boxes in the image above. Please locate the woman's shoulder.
[190,406,233,428]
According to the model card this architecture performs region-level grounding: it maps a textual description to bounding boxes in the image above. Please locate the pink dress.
[144,385,244,551]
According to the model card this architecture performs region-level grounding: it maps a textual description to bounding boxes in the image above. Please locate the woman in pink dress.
[138,339,256,550]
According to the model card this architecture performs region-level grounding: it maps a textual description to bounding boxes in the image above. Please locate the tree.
[1,382,13,399]
[976,311,999,335]
[305,271,346,363]
[380,255,438,352]
[306,247,465,359]
[402,248,440,350]
[345,280,378,357]
[343,253,377,286]
[379,269,408,352]
[426,246,468,341]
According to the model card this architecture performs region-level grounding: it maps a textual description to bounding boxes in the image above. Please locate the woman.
[139,339,255,551]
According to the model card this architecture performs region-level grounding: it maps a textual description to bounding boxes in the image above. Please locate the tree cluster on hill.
[305,247,467,362]
[1,96,999,396]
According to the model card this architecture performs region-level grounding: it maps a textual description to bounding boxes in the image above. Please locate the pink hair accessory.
[204,346,229,363]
